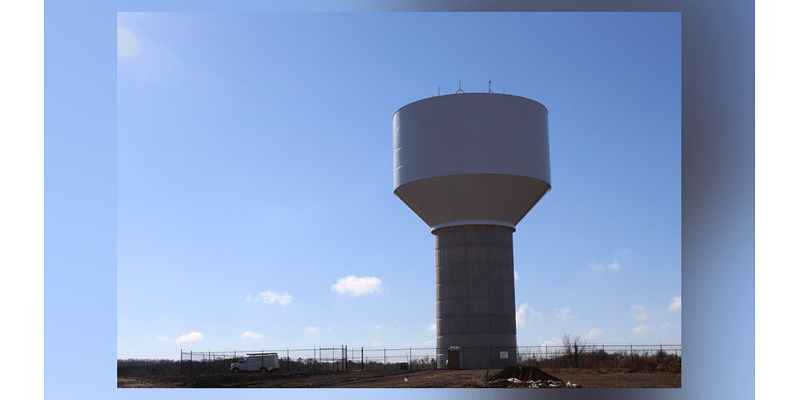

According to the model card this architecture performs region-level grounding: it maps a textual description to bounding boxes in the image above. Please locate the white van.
[230,353,280,373]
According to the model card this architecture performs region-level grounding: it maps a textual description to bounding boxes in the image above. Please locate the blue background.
[44,1,754,399]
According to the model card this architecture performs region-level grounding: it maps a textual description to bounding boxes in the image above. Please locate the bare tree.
[562,334,587,368]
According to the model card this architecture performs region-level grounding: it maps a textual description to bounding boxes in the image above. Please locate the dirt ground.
[537,368,681,388]
[118,368,681,388]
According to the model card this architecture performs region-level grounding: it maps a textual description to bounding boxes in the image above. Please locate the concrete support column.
[434,225,518,370]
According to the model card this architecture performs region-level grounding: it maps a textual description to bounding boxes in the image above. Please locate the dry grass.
[119,367,679,388]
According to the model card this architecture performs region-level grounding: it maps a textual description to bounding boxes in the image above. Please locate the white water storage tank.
[393,93,551,231]
[393,92,551,370]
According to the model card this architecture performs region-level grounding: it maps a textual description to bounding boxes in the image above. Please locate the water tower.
[393,92,550,370]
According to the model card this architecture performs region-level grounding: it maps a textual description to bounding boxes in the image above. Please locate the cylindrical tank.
[393,93,550,230]
[393,92,551,370]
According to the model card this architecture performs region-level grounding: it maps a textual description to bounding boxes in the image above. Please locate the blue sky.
[116,11,681,360]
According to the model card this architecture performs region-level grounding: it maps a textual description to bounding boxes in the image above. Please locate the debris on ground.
[489,366,560,382]
[486,366,581,388]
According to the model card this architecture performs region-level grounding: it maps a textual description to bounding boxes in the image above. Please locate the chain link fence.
[176,344,680,375]
[517,343,682,370]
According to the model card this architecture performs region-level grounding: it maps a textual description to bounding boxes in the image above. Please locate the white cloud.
[592,249,629,272]
[662,323,672,328]
[176,331,203,342]
[305,326,320,334]
[668,296,681,311]
[374,325,382,330]
[516,303,541,327]
[631,305,648,321]
[554,307,573,320]
[428,324,436,332]
[246,290,292,306]
[242,331,263,339]
[514,270,520,281]
[156,335,169,341]
[424,340,434,346]
[516,303,530,327]
[592,261,620,272]
[373,341,381,347]
[634,324,656,335]
[541,338,559,347]
[331,276,384,297]
[586,328,603,339]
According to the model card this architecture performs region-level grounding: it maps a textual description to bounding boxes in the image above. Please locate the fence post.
[361,347,364,372]
[574,343,578,368]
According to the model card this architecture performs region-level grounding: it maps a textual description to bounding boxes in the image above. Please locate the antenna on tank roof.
[456,81,465,94]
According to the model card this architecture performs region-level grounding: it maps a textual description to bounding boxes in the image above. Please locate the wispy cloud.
[176,331,203,342]
[591,261,619,272]
[514,270,520,281]
[242,331,263,339]
[554,307,573,320]
[631,305,648,321]
[668,296,681,311]
[331,276,384,297]
[541,338,559,347]
[429,324,436,332]
[305,326,320,334]
[156,335,170,341]
[516,303,541,327]
[592,248,630,272]
[586,328,603,339]
[634,324,656,335]
[246,290,292,306]
[516,303,530,327]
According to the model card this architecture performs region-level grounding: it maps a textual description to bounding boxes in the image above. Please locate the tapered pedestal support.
[434,225,517,370]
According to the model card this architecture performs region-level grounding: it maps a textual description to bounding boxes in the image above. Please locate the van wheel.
[233,368,240,373]
[260,367,267,373]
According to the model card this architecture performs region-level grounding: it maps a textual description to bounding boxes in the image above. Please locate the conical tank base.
[434,225,518,370]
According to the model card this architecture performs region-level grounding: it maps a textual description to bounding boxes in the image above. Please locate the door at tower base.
[439,346,517,370]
